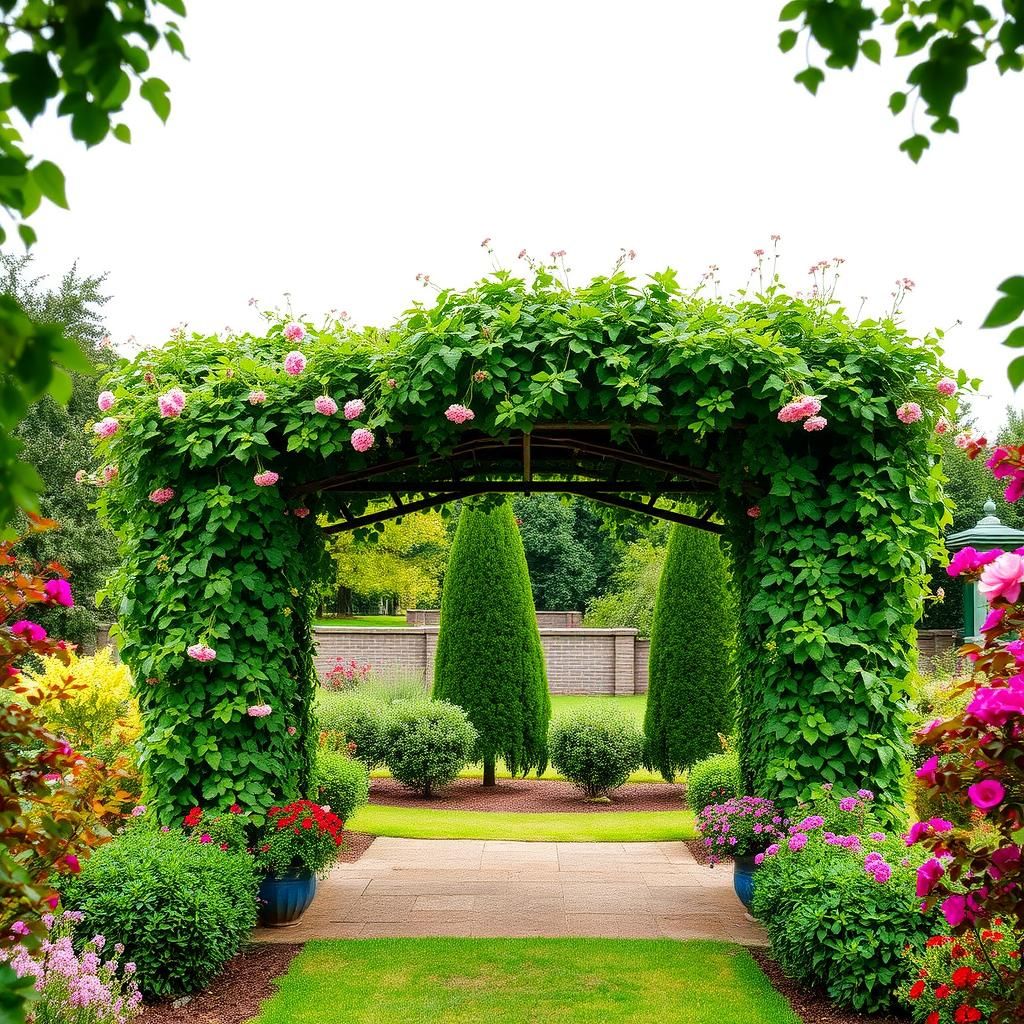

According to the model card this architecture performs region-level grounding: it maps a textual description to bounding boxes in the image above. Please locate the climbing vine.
[94,260,962,820]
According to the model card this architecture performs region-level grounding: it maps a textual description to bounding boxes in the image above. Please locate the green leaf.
[898,134,930,163]
[982,291,1024,329]
[141,77,172,123]
[779,29,799,52]
[113,123,132,144]
[779,0,807,20]
[16,223,36,247]
[1002,326,1024,349]
[71,106,110,146]
[158,0,187,14]
[888,91,907,114]
[860,39,881,63]
[1007,355,1024,390]
[32,160,68,209]
[4,51,59,122]
[794,66,825,94]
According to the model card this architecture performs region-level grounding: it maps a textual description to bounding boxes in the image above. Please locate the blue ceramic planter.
[732,855,758,910]
[258,870,317,927]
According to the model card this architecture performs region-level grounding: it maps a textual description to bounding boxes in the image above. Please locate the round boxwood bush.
[382,699,478,797]
[315,691,387,768]
[58,825,258,1000]
[548,708,643,798]
[686,750,740,814]
[312,748,370,821]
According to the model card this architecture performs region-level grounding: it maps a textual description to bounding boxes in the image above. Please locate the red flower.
[951,966,981,989]
[909,981,926,1000]
[229,803,242,814]
[935,985,951,999]
[927,1015,940,1024]
[954,1007,982,1024]
[184,806,203,827]
[926,936,950,948]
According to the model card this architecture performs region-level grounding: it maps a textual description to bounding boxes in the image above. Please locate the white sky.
[24,0,1024,433]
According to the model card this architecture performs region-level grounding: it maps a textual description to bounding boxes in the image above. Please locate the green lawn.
[315,615,408,628]
[346,804,695,842]
[249,938,799,1024]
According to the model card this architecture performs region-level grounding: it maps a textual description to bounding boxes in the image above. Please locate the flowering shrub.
[753,786,935,1013]
[898,924,1021,1024]
[697,796,785,862]
[95,259,956,818]
[1,912,142,1023]
[323,657,372,692]
[180,804,249,854]
[254,799,344,878]
[686,750,741,814]
[58,825,258,1000]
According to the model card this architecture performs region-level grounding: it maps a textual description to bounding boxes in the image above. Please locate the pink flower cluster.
[343,398,365,420]
[149,487,175,505]
[283,322,305,341]
[986,446,1024,503]
[254,470,280,486]
[351,428,374,453]
[97,390,115,411]
[186,643,217,662]
[445,404,475,424]
[897,401,923,424]
[283,351,306,375]
[248,390,267,405]
[937,376,957,396]
[314,396,338,416]
[864,851,893,884]
[247,703,272,718]
[158,387,186,418]
[93,417,119,438]
[777,395,821,424]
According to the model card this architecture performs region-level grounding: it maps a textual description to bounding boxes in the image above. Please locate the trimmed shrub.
[752,788,933,1014]
[59,825,258,1000]
[548,708,643,797]
[315,691,387,768]
[433,500,550,785]
[312,748,370,821]
[644,524,736,780]
[686,750,741,814]
[382,699,477,797]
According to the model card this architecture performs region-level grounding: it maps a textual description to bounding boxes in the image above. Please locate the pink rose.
[978,551,1024,603]
[283,351,306,375]
[803,415,827,432]
[935,416,951,435]
[946,546,1003,578]
[43,579,74,607]
[186,643,217,662]
[247,703,272,718]
[158,388,186,417]
[314,396,338,416]
[746,506,761,518]
[967,681,1024,727]
[967,779,1005,811]
[97,390,115,411]
[777,395,822,422]
[343,398,365,420]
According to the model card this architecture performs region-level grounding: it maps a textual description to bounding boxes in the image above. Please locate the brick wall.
[405,609,584,628]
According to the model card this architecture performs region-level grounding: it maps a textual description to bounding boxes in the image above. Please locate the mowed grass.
[346,804,696,842]
[315,615,408,628]
[248,938,799,1024]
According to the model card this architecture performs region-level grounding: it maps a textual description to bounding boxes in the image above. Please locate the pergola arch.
[94,269,954,822]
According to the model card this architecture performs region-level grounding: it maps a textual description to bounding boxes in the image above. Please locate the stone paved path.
[254,838,766,945]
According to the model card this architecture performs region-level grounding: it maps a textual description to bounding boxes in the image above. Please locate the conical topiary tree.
[644,523,736,782]
[433,499,550,786]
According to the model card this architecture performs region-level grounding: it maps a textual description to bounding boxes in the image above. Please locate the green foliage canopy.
[95,266,955,818]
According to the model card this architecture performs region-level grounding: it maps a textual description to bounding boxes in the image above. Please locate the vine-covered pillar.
[719,424,944,817]
[108,457,329,824]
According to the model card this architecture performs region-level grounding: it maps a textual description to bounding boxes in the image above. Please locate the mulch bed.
[138,943,301,1024]
[684,838,725,867]
[338,830,375,862]
[751,950,906,1024]
[368,775,687,812]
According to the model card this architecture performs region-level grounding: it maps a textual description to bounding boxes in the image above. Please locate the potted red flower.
[254,799,344,926]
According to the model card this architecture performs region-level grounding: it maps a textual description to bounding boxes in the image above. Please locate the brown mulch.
[751,950,907,1024]
[683,838,730,867]
[368,775,687,812]
[338,830,375,862]
[138,943,301,1024]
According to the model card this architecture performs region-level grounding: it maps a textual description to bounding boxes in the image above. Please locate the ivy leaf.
[794,66,825,94]
[888,91,907,114]
[899,133,930,162]
[140,77,172,123]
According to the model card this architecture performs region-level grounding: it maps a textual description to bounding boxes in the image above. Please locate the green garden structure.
[946,499,1024,639]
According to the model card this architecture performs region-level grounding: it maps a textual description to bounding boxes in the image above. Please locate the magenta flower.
[247,703,272,718]
[130,805,146,817]
[872,863,892,884]
[186,643,217,662]
[941,893,968,927]
[937,376,957,396]
[916,857,944,897]
[283,322,305,342]
[445,404,476,424]
[248,389,267,405]
[967,681,1024,726]
[11,620,47,642]
[283,350,306,375]
[787,833,808,852]
[149,487,175,505]
[64,854,81,873]
[93,416,120,437]
[351,428,375,453]
[343,398,365,420]
[97,390,115,411]
[43,578,74,607]
[946,546,1003,577]
[838,797,859,811]
[967,778,1005,811]
[198,833,212,844]
[978,551,1024,603]
[896,401,923,424]
[254,470,280,486]
[10,921,29,936]
[314,396,338,416]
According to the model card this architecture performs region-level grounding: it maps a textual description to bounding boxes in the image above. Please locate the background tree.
[644,524,737,781]
[324,507,449,616]
[3,254,119,648]
[777,0,1024,372]
[433,500,550,787]
[584,524,670,636]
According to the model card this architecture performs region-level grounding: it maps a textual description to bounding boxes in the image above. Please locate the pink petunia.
[967,779,1005,811]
